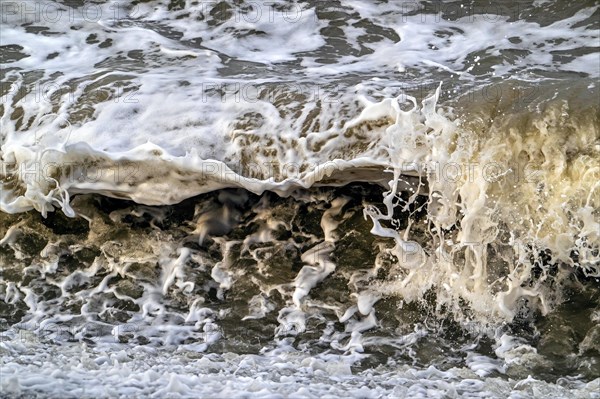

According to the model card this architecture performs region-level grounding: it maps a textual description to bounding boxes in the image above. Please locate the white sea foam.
[2,337,600,399]
[1,1,599,397]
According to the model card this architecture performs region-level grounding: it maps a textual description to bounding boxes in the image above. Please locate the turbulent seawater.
[1,0,599,397]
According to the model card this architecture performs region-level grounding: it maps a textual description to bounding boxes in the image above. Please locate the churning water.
[1,1,599,397]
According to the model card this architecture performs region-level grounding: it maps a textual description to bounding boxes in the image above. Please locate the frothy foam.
[1,1,599,397]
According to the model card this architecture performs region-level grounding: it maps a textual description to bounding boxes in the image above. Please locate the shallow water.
[1,1,599,398]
